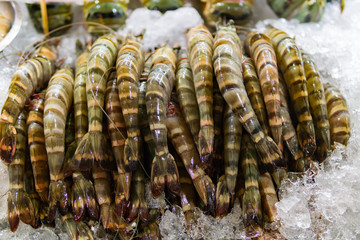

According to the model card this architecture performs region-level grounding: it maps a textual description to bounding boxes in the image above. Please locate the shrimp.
[26,90,50,203]
[223,105,242,196]
[44,66,74,222]
[242,57,271,136]
[73,34,119,171]
[116,37,145,171]
[302,51,330,162]
[0,43,57,164]
[138,80,155,174]
[142,0,184,12]
[126,160,148,223]
[216,175,230,218]
[245,32,282,150]
[324,83,350,146]
[24,149,42,229]
[240,133,263,238]
[202,0,254,27]
[212,81,225,177]
[279,79,304,162]
[213,23,282,172]
[61,213,94,240]
[175,49,200,148]
[265,27,316,157]
[7,110,36,232]
[146,45,180,197]
[105,70,131,215]
[174,152,199,230]
[71,45,100,222]
[0,12,10,41]
[186,25,214,166]
[259,173,279,223]
[92,162,121,231]
[166,99,216,214]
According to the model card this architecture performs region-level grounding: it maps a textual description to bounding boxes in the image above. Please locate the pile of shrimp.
[0,22,350,239]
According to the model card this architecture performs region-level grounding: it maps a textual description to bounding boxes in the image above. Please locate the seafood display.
[0,2,353,238]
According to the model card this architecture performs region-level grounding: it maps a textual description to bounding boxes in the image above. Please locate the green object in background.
[267,0,326,23]
[26,3,73,36]
[142,0,184,13]
[83,0,128,35]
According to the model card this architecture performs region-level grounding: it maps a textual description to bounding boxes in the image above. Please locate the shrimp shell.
[7,110,36,232]
[324,83,350,146]
[242,57,271,136]
[44,66,74,222]
[146,46,180,197]
[245,32,282,150]
[175,49,200,148]
[0,44,57,164]
[186,25,214,167]
[213,23,283,173]
[240,133,263,238]
[302,51,330,162]
[73,34,118,171]
[223,105,242,196]
[26,90,50,203]
[166,99,216,214]
[265,27,316,157]
[116,37,145,171]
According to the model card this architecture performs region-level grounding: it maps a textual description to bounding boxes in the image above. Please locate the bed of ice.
[0,0,359,239]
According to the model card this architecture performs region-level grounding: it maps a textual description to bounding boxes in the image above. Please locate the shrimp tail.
[254,136,284,172]
[151,153,180,198]
[242,189,262,228]
[193,175,216,215]
[124,137,140,171]
[316,128,331,163]
[297,122,316,157]
[215,175,230,218]
[127,196,149,223]
[0,121,16,165]
[48,180,71,223]
[114,173,131,215]
[7,190,35,232]
[72,174,99,222]
[72,132,114,171]
[198,126,214,168]
[62,213,94,240]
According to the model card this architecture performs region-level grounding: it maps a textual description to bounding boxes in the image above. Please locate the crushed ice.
[0,0,360,239]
